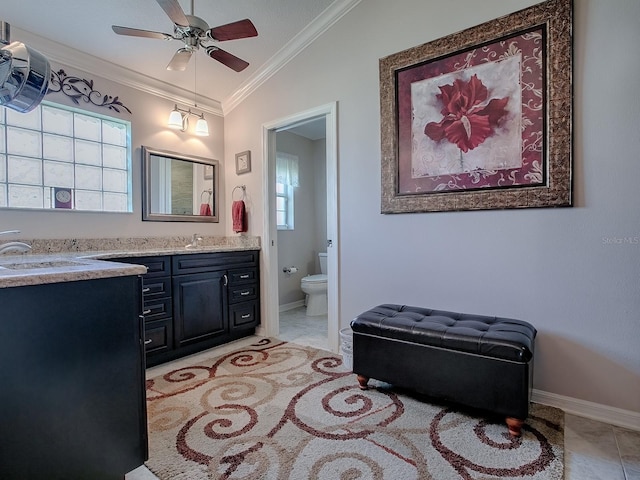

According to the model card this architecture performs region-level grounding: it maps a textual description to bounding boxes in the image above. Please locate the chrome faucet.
[185,233,203,249]
[0,230,32,254]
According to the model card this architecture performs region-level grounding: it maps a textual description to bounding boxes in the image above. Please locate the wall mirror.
[142,146,219,222]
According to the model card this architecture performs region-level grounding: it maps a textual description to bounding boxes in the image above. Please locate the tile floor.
[127,310,640,479]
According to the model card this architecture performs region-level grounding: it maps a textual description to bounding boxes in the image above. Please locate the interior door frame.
[261,102,339,352]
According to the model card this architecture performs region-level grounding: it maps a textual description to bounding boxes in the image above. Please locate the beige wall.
[223,0,640,414]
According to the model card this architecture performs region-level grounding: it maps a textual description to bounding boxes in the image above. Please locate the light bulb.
[167,106,184,130]
[195,115,209,136]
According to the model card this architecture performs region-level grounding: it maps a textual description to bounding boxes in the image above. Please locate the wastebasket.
[339,327,353,371]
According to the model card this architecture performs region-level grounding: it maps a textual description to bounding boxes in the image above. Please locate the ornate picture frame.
[380,0,572,213]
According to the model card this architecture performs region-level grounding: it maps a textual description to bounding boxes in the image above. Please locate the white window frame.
[276,152,298,231]
[0,101,132,212]
[276,182,294,230]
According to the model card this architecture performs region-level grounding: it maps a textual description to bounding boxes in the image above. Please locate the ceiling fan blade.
[206,47,250,72]
[166,48,193,71]
[209,19,258,41]
[156,0,189,27]
[112,25,172,40]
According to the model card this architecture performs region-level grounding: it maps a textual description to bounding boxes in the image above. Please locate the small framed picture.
[54,187,73,209]
[235,150,251,175]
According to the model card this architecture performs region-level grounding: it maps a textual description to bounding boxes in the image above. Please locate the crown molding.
[222,0,362,114]
[11,0,361,118]
[12,26,224,117]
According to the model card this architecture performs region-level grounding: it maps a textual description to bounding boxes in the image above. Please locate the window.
[0,101,132,212]
[276,152,299,230]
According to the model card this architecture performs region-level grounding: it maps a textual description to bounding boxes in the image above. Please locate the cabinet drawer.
[229,284,257,303]
[229,302,258,328]
[173,251,258,275]
[144,319,172,354]
[228,268,257,285]
[126,256,171,278]
[142,297,172,322]
[142,276,171,300]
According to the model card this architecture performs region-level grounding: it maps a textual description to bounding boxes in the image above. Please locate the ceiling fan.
[112,0,257,72]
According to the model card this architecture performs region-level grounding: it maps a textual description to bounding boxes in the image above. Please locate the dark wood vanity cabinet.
[0,275,147,480]
[119,250,260,366]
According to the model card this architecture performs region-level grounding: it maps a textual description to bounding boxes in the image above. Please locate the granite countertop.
[0,236,261,289]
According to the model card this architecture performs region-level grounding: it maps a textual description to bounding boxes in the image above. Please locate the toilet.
[300,252,328,316]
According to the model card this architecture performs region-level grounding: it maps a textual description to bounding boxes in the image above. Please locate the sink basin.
[0,260,86,270]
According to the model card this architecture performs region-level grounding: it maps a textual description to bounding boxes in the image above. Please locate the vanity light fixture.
[167,104,209,136]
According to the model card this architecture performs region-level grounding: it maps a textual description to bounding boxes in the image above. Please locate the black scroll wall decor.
[47,69,132,114]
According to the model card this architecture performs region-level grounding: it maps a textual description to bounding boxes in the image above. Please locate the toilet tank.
[318,252,327,274]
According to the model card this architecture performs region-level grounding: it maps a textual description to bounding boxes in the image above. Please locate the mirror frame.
[141,145,220,223]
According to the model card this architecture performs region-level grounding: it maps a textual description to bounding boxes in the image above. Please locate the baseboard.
[279,300,305,313]
[532,389,640,431]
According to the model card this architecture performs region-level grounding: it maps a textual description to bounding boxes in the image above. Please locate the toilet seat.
[301,274,327,284]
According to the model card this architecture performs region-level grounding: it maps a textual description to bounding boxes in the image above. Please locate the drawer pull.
[142,287,151,293]
[241,313,251,319]
[240,290,251,296]
[143,309,152,315]
[239,274,250,279]
[144,339,152,345]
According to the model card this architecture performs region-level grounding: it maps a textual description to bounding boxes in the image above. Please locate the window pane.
[42,105,73,135]
[0,125,5,153]
[7,127,42,157]
[102,120,127,146]
[8,156,42,185]
[276,183,285,194]
[75,190,102,210]
[103,168,127,193]
[276,197,286,210]
[74,113,101,141]
[75,139,102,166]
[43,134,74,162]
[44,160,74,188]
[277,211,286,226]
[6,106,41,129]
[0,155,5,182]
[8,184,43,208]
[75,165,102,190]
[103,192,128,212]
[0,184,5,207]
[103,144,127,169]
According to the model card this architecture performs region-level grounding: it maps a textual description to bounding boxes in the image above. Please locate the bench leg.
[356,374,369,390]
[506,417,524,437]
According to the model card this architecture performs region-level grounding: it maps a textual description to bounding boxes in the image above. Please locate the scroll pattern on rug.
[145,338,564,479]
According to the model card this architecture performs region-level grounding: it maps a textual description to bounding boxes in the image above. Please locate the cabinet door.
[173,271,227,347]
[0,276,147,478]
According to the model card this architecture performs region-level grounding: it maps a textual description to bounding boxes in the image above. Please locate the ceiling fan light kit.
[112,0,258,72]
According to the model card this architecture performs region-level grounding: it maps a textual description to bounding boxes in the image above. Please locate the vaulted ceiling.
[3,0,357,114]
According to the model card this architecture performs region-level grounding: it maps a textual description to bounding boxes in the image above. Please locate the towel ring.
[232,185,246,201]
[201,189,212,202]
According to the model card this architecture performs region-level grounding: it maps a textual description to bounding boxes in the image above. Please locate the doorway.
[261,103,339,352]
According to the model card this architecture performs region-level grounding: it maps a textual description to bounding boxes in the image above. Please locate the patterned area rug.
[145,338,564,479]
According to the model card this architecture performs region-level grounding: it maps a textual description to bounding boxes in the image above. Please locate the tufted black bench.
[350,304,536,436]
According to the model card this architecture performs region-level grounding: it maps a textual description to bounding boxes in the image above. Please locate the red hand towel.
[232,200,247,233]
[199,203,212,216]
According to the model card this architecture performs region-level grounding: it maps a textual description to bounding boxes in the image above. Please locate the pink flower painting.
[424,74,509,154]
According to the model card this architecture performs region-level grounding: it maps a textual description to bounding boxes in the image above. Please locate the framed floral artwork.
[380,0,572,213]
